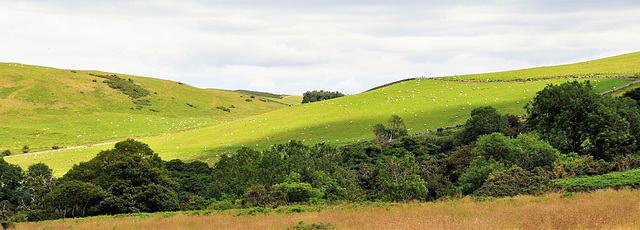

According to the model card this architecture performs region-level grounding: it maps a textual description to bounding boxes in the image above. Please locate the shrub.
[216,106,230,112]
[206,200,237,210]
[474,165,551,197]
[180,195,207,211]
[549,153,611,178]
[244,185,271,208]
[553,168,640,192]
[286,221,335,230]
[1,150,10,156]
[274,172,323,203]
[21,146,29,154]
[89,74,150,99]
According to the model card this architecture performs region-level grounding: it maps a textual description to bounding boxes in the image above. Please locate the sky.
[1,1,639,95]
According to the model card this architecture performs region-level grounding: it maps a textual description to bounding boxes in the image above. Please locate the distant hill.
[0,63,287,152]
[6,52,640,175]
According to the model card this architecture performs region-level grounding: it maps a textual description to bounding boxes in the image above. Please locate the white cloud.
[1,1,640,95]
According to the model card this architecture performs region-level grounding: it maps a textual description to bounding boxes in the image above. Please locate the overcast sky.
[1,1,639,95]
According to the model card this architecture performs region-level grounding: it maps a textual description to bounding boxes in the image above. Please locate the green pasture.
[0,63,287,151]
[275,95,303,105]
[442,52,640,81]
[7,77,635,176]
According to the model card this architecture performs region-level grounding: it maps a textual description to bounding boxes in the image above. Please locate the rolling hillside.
[0,63,288,153]
[4,52,640,176]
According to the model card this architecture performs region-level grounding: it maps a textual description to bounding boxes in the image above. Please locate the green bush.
[90,74,150,99]
[474,165,551,197]
[286,221,335,230]
[274,172,323,203]
[206,200,238,210]
[553,168,640,192]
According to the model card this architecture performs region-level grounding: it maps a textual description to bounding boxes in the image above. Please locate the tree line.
[1,81,639,227]
[301,90,345,104]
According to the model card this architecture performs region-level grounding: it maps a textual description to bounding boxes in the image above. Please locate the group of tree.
[1,80,639,227]
[301,90,345,104]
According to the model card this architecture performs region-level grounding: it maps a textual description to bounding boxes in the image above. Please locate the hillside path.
[4,141,118,159]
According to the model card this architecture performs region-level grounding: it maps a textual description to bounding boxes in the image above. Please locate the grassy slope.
[5,52,640,175]
[0,63,286,152]
[443,52,640,81]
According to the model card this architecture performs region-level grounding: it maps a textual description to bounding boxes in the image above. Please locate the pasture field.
[6,77,636,176]
[0,63,286,152]
[442,51,640,81]
[274,95,303,105]
[13,188,640,230]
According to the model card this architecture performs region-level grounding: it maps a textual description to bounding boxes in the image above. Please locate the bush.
[474,165,551,197]
[180,195,207,211]
[1,150,10,156]
[274,172,323,203]
[216,106,230,112]
[21,146,29,154]
[286,221,335,230]
[549,153,611,178]
[244,185,271,208]
[89,74,150,99]
[553,168,640,192]
[206,200,238,210]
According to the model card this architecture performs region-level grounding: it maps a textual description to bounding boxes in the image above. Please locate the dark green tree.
[622,87,640,106]
[526,80,640,159]
[374,154,429,202]
[0,157,28,227]
[39,180,107,219]
[63,139,179,214]
[373,115,408,142]
[455,106,508,146]
[473,165,550,197]
[474,133,559,171]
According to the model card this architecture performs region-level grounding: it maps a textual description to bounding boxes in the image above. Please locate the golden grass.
[14,189,640,230]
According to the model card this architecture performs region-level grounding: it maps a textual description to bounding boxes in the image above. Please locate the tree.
[473,165,550,197]
[372,115,408,142]
[374,154,429,202]
[622,87,640,106]
[455,106,508,146]
[62,139,179,214]
[39,180,107,219]
[302,90,345,104]
[526,80,640,159]
[0,158,30,228]
[474,133,559,171]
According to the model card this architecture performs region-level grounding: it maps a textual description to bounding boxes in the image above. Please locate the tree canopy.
[526,80,640,159]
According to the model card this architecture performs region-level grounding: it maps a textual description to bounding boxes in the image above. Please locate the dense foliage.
[301,90,345,104]
[90,74,151,99]
[553,168,640,192]
[526,80,640,159]
[623,87,640,106]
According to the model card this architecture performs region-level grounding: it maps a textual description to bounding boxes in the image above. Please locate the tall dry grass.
[13,189,640,230]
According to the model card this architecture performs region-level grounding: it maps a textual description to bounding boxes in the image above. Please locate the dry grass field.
[14,189,640,230]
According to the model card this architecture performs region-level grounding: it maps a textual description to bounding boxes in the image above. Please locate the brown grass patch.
[13,189,640,230]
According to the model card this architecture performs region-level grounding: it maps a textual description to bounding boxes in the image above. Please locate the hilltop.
[0,63,289,153]
[4,52,640,175]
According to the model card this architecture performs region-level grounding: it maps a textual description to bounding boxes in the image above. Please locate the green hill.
[443,52,640,81]
[4,52,640,176]
[0,63,287,153]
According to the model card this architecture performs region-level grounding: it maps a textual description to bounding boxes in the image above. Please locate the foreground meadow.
[14,189,640,230]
